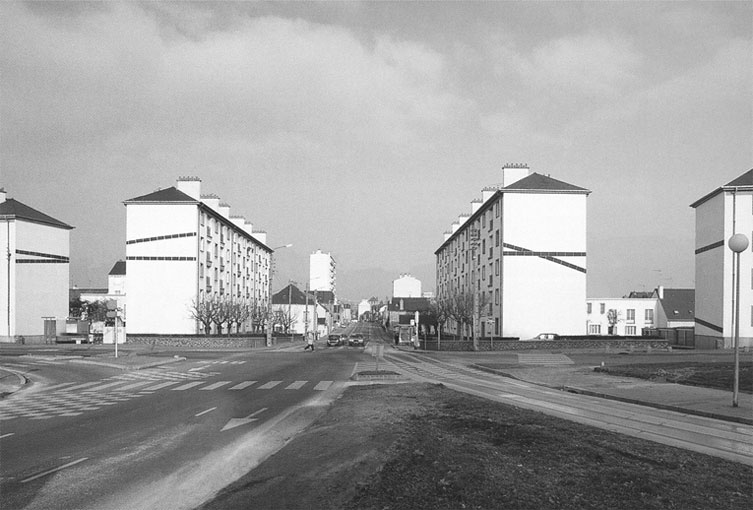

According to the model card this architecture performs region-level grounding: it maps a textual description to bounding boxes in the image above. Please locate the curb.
[0,368,29,397]
[69,356,187,371]
[470,363,753,426]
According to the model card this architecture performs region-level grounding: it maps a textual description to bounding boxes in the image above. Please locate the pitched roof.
[659,289,695,322]
[0,198,74,229]
[272,284,313,305]
[388,297,432,312]
[504,172,590,193]
[123,187,197,203]
[691,169,753,208]
[109,260,126,276]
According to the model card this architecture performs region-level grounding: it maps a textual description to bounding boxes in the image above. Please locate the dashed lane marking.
[258,381,282,389]
[229,381,257,390]
[314,381,333,391]
[140,381,181,392]
[172,381,206,391]
[200,381,232,391]
[285,381,307,390]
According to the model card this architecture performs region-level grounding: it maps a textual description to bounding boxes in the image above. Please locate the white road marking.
[313,381,333,391]
[21,457,88,484]
[172,381,206,391]
[141,381,181,392]
[195,407,217,417]
[63,381,103,391]
[111,381,153,391]
[257,381,282,389]
[229,381,257,390]
[0,433,14,439]
[200,381,232,391]
[285,381,307,390]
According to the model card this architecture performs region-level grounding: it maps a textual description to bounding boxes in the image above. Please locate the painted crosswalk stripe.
[64,381,104,391]
[111,381,153,392]
[200,381,232,391]
[141,381,181,391]
[229,381,257,390]
[285,381,307,390]
[313,381,333,391]
[44,382,78,391]
[172,381,206,391]
[82,381,133,392]
[258,381,282,389]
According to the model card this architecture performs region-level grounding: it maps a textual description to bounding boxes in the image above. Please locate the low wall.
[126,334,299,349]
[420,336,669,352]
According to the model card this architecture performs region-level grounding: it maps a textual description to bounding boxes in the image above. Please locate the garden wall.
[125,334,299,349]
[420,336,669,352]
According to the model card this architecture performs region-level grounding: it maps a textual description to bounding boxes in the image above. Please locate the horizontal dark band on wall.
[126,232,197,245]
[694,240,724,255]
[16,259,69,264]
[126,256,197,261]
[503,242,586,274]
[502,251,587,257]
[16,249,69,261]
[694,317,723,333]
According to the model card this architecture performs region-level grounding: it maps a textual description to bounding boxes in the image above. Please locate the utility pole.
[288,283,293,342]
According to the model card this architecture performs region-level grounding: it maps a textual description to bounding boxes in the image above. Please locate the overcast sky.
[1,1,751,302]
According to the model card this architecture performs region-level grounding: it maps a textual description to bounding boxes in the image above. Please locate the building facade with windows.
[435,164,590,340]
[309,249,336,293]
[691,169,752,348]
[586,297,658,336]
[124,177,272,334]
[0,188,74,339]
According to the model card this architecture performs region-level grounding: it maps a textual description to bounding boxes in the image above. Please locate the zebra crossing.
[0,376,336,422]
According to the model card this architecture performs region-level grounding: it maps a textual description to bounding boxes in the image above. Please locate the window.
[587,303,592,314]
[625,326,637,336]
[495,259,499,276]
[626,309,635,323]
[589,324,601,335]
[489,217,493,231]
[495,230,499,247]
[481,213,486,228]
[495,289,499,305]
[495,200,500,217]
[645,309,654,324]
[600,303,605,314]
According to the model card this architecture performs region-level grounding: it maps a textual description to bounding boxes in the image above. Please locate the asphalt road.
[0,329,371,510]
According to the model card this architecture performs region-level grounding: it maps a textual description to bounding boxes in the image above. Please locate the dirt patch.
[200,383,752,510]
[595,362,753,393]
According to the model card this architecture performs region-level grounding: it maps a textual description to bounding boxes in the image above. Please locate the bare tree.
[607,309,621,335]
[429,298,452,344]
[190,298,219,335]
[448,291,474,342]
[226,299,253,335]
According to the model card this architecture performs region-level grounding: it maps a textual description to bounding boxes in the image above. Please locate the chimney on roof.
[201,194,221,212]
[471,199,483,213]
[176,177,201,200]
[230,216,246,230]
[502,163,530,187]
[451,221,460,233]
[0,188,6,204]
[443,231,452,241]
[218,202,231,219]
[253,230,267,245]
[658,285,664,299]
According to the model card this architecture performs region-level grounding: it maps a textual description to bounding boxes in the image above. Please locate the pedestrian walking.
[304,332,315,352]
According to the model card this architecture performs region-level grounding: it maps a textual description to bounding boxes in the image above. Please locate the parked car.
[326,334,342,347]
[348,333,365,346]
[534,333,560,340]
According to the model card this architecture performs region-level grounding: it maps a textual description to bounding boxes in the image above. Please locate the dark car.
[326,334,342,347]
[348,333,365,346]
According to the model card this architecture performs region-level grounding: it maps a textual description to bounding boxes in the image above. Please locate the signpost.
[372,343,384,372]
[105,300,118,358]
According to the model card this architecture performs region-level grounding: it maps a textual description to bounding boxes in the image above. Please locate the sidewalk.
[473,363,753,426]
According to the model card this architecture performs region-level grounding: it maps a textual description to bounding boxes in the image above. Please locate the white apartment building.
[393,274,422,298]
[436,164,590,340]
[309,249,336,293]
[124,177,272,334]
[691,169,752,348]
[0,188,73,339]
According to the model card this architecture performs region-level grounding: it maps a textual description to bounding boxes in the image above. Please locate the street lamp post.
[728,233,749,408]
[266,244,292,347]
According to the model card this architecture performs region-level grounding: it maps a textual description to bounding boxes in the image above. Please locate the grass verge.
[596,361,753,393]
[202,383,752,510]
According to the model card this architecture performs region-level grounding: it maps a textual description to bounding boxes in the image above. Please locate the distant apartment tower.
[435,164,590,340]
[309,249,336,293]
[393,274,422,298]
[0,188,73,339]
[124,177,273,334]
[691,169,752,348]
